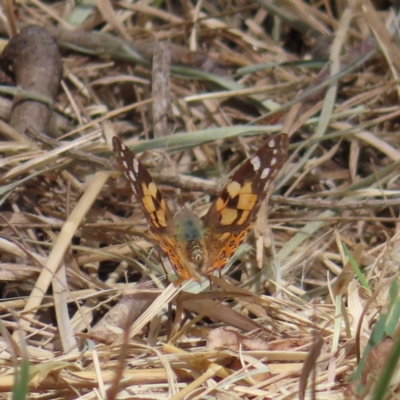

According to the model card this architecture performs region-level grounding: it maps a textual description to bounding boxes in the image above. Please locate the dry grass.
[0,0,400,399]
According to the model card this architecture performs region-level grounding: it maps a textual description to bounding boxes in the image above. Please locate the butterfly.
[112,134,288,282]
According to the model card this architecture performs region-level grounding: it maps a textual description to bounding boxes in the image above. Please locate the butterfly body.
[170,209,207,280]
[113,134,288,282]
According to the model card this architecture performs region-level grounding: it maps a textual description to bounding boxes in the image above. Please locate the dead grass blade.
[2,1,400,398]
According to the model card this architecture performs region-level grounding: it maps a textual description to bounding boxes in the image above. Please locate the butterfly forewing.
[203,134,288,275]
[112,137,172,233]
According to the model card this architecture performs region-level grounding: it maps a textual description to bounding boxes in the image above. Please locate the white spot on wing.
[264,181,270,190]
[129,170,136,181]
[271,157,277,166]
[261,167,270,179]
[250,156,261,171]
[133,158,139,173]
[273,149,278,154]
[122,160,128,169]
[268,140,275,147]
[121,143,127,150]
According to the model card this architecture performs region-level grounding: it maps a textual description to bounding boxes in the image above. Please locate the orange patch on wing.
[142,196,156,213]
[148,182,158,198]
[215,197,228,212]
[160,199,167,211]
[226,181,241,198]
[219,232,231,242]
[238,181,252,194]
[159,236,200,281]
[237,193,258,210]
[220,208,238,225]
[237,210,250,225]
[156,209,167,227]
[150,213,160,228]
[142,183,151,196]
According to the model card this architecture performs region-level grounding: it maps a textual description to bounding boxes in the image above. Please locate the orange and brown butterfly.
[112,134,288,282]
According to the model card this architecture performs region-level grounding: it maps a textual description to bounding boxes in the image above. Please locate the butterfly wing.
[202,134,289,275]
[112,136,199,281]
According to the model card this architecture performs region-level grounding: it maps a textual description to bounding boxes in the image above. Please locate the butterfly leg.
[169,291,184,339]
[159,254,171,283]
[208,276,213,289]
[166,301,173,338]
